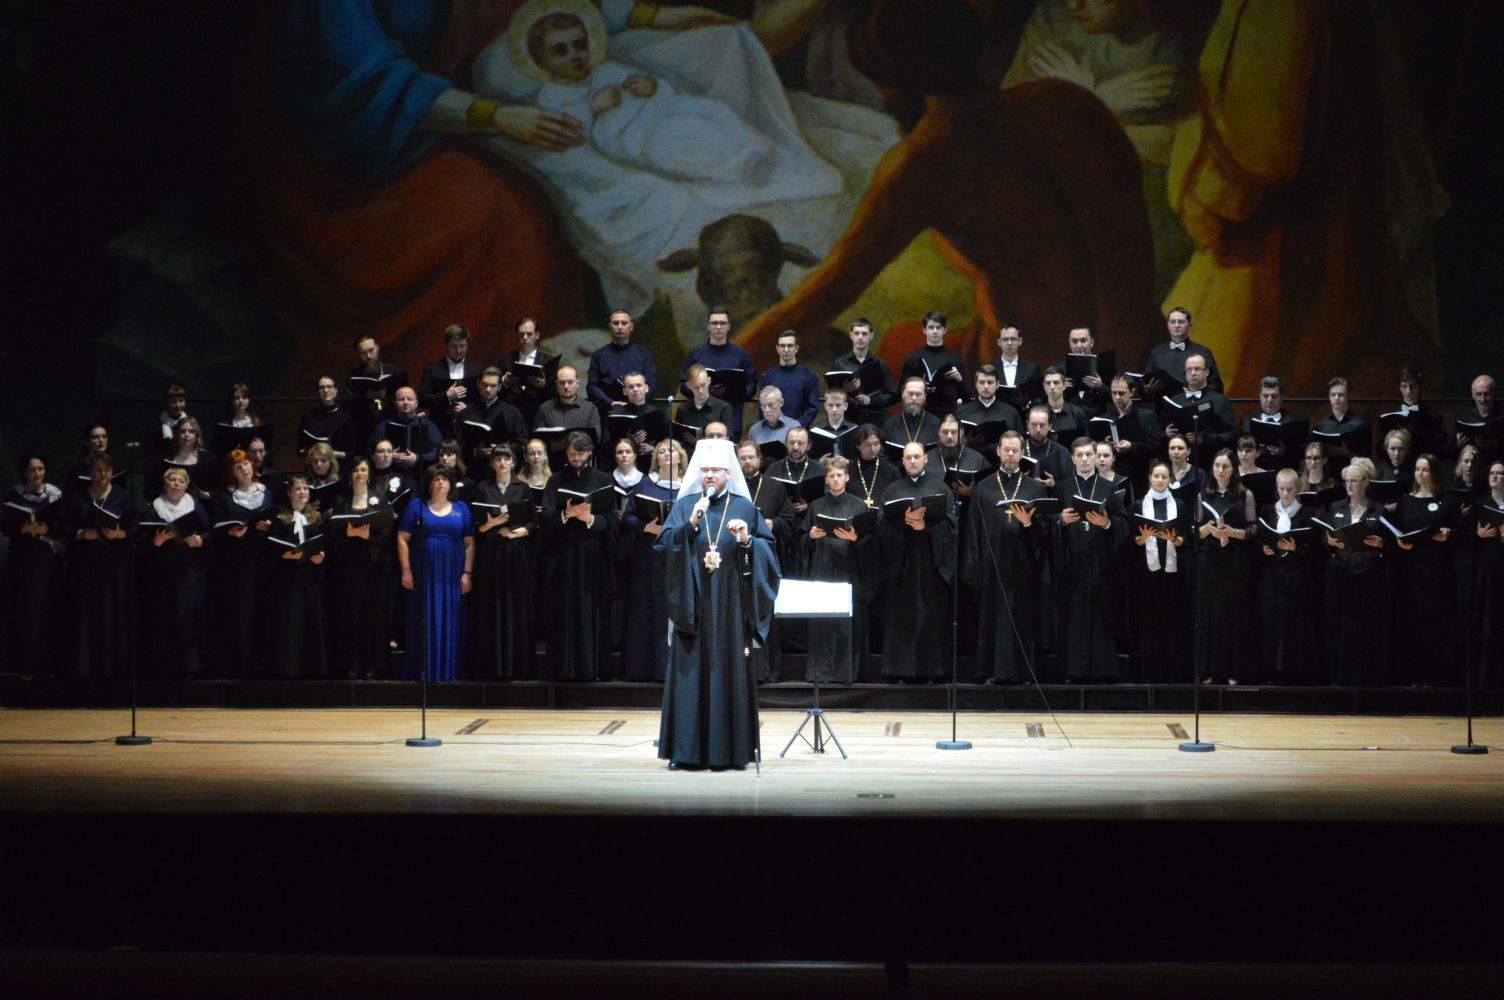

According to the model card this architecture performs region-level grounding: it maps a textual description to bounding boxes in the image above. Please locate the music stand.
[776,580,852,759]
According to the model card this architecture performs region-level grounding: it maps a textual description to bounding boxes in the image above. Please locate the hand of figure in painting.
[492,105,585,152]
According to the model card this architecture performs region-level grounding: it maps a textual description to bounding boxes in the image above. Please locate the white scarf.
[1140,488,1177,573]
[1276,499,1300,533]
[613,467,644,489]
[152,493,194,522]
[289,507,309,544]
[232,483,266,510]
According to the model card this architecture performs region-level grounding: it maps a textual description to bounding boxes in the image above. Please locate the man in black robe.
[803,457,878,683]
[344,335,408,449]
[878,442,956,681]
[461,367,529,463]
[962,431,1047,683]
[1056,326,1109,415]
[831,318,898,427]
[880,378,942,464]
[958,364,1022,455]
[298,376,358,460]
[738,439,794,682]
[1162,353,1237,469]
[540,432,617,680]
[498,317,557,427]
[369,387,441,470]
[900,311,968,417]
[1041,367,1090,442]
[674,365,736,454]
[607,372,668,466]
[1052,437,1127,680]
[1096,374,1165,493]
[1311,375,1373,472]
[656,439,781,770]
[1021,406,1072,488]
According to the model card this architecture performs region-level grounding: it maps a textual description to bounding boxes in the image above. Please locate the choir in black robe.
[1,485,64,677]
[267,510,329,678]
[802,490,877,683]
[1194,488,1257,683]
[152,452,219,500]
[617,476,676,682]
[328,492,397,680]
[298,402,357,458]
[540,465,617,680]
[1321,500,1389,686]
[209,486,276,679]
[1132,495,1191,684]
[1387,494,1460,686]
[1051,474,1127,680]
[656,489,780,769]
[1255,502,1322,679]
[61,486,134,678]
[468,478,537,680]
[1466,496,1504,688]
[765,454,823,656]
[133,497,212,677]
[744,471,793,681]
[962,470,1046,683]
[878,473,956,680]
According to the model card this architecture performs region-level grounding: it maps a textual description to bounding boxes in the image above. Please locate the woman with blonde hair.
[1321,458,1388,685]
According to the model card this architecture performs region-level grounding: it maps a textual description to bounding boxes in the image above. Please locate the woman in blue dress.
[397,464,474,682]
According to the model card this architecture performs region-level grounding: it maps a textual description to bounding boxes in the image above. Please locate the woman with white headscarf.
[655,439,781,771]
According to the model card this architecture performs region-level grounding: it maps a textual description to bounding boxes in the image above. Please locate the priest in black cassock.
[540,432,617,681]
[738,440,794,682]
[765,425,824,591]
[803,457,878,684]
[1052,437,1127,681]
[656,439,781,771]
[878,442,957,681]
[880,378,942,464]
[962,431,1047,684]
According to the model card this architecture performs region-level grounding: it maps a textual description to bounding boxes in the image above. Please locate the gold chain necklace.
[857,460,875,507]
[996,467,1023,520]
[703,493,729,572]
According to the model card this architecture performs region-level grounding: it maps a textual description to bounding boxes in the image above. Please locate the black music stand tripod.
[777,580,851,759]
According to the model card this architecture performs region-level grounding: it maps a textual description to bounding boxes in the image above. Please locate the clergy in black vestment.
[1020,406,1073,488]
[656,439,781,770]
[803,458,878,684]
[1255,470,1321,680]
[765,426,824,601]
[540,432,617,680]
[1,454,64,677]
[1051,438,1127,681]
[848,426,899,678]
[61,454,134,678]
[962,432,1047,683]
[470,445,538,680]
[738,440,794,682]
[878,442,956,681]
[880,378,942,462]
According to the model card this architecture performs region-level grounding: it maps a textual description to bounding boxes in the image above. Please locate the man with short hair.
[499,317,557,426]
[418,323,486,417]
[831,318,898,426]
[607,371,666,459]
[1241,375,1298,468]
[344,335,408,446]
[369,387,441,468]
[901,311,967,416]
[1057,326,1108,414]
[153,385,191,457]
[1041,366,1089,442]
[962,429,1047,683]
[765,426,822,518]
[535,365,603,463]
[587,309,657,419]
[747,385,799,452]
[683,308,757,438]
[540,431,617,681]
[1162,353,1237,467]
[464,366,529,462]
[808,389,859,459]
[877,441,956,681]
[758,330,821,427]
[674,364,735,451]
[927,413,988,502]
[703,421,731,440]
[994,325,1042,406]
[737,438,794,684]
[957,363,1022,453]
[1142,308,1223,398]
[1053,436,1126,681]
[1312,375,1372,463]
[1096,374,1164,489]
[1456,374,1501,463]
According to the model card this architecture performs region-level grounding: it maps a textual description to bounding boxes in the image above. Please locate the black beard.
[904,404,923,418]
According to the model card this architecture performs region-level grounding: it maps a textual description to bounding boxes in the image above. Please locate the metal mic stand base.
[406,737,442,748]
[1451,744,1487,755]
[115,736,152,746]
[936,739,972,750]
[1178,741,1215,753]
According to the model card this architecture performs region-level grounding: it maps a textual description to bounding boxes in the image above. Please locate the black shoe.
[667,761,679,771]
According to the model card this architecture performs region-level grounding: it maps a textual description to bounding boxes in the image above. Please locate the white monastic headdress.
[677,438,752,502]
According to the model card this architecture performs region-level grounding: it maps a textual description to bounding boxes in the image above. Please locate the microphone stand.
[938,429,970,750]
[117,441,151,746]
[1180,462,1213,752]
[407,489,440,747]
[1453,624,1488,755]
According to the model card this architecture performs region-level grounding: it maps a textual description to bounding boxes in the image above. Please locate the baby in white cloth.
[493,6,779,185]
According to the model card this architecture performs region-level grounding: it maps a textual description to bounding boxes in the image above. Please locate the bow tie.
[1401,404,1418,414]
[1185,392,1201,400]
[1169,342,1186,351]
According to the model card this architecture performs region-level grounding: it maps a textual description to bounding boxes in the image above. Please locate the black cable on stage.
[975,468,1074,748]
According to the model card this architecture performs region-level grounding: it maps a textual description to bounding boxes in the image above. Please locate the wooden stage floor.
[4,707,1501,821]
